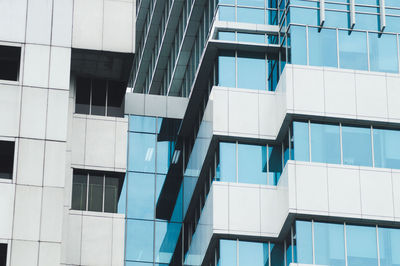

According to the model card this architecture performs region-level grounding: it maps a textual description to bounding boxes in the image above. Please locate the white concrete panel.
[85,118,116,168]
[51,0,73,46]
[144,94,167,117]
[112,217,125,266]
[20,87,48,139]
[355,73,388,119]
[166,96,188,119]
[46,89,69,141]
[44,141,66,187]
[295,163,328,213]
[23,44,50,88]
[10,240,39,266]
[115,121,128,169]
[0,0,27,43]
[72,0,103,50]
[0,84,21,137]
[386,76,400,121]
[40,187,64,242]
[229,185,261,233]
[81,215,113,266]
[327,166,361,216]
[103,0,134,53]
[25,0,53,45]
[212,89,228,134]
[213,183,229,231]
[392,172,400,219]
[324,69,356,117]
[65,214,82,265]
[71,117,86,165]
[293,67,324,114]
[260,187,287,235]
[17,138,45,186]
[13,185,42,241]
[38,242,61,266]
[259,92,276,137]
[0,183,15,239]
[228,90,258,136]
[360,169,393,218]
[49,47,71,90]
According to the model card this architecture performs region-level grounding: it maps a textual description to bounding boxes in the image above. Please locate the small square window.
[0,45,21,81]
[0,244,7,266]
[0,141,14,180]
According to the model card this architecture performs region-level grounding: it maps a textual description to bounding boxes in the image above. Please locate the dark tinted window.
[75,77,91,114]
[0,141,14,179]
[0,45,21,81]
[107,81,125,117]
[0,244,6,266]
[91,79,106,116]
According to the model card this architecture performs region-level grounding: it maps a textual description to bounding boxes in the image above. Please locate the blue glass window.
[385,16,400,33]
[217,142,236,182]
[270,243,284,266]
[290,7,319,25]
[127,172,155,219]
[129,115,157,133]
[310,123,341,164]
[237,7,265,24]
[219,6,235,21]
[219,31,236,41]
[268,145,282,185]
[129,132,156,172]
[373,128,400,169]
[237,32,265,43]
[353,13,379,31]
[219,240,237,266]
[296,221,313,264]
[314,222,346,266]
[170,183,183,223]
[324,11,349,28]
[183,176,197,216]
[369,33,399,73]
[342,126,372,167]
[290,25,307,65]
[239,241,268,266]
[378,227,400,266]
[218,51,236,87]
[156,141,171,174]
[155,221,181,264]
[237,51,266,90]
[237,0,264,8]
[339,30,368,71]
[238,144,268,185]
[126,219,154,262]
[346,225,378,266]
[308,27,338,68]
[386,0,400,7]
[117,176,127,214]
[292,121,310,162]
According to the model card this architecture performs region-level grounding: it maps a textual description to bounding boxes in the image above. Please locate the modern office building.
[1,0,400,265]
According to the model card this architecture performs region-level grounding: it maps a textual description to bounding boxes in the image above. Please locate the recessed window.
[0,141,14,180]
[75,77,125,117]
[0,244,6,266]
[0,45,21,81]
[71,169,124,213]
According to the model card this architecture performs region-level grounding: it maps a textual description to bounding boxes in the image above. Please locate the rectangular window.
[373,128,400,169]
[238,143,267,185]
[310,122,341,164]
[75,77,125,117]
[314,222,346,266]
[292,121,310,162]
[237,51,266,91]
[0,45,21,81]
[369,33,398,73]
[308,27,338,68]
[346,225,378,266]
[0,141,14,180]
[342,125,373,167]
[295,221,313,264]
[0,244,6,266]
[71,169,124,213]
[339,30,368,71]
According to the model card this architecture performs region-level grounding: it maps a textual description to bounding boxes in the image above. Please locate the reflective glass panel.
[237,51,266,90]
[237,7,265,24]
[157,141,171,174]
[342,126,372,167]
[314,222,346,266]
[373,129,400,169]
[126,219,154,262]
[217,142,236,182]
[238,241,268,266]
[91,79,107,116]
[129,115,156,133]
[72,173,87,210]
[311,123,341,164]
[354,13,379,31]
[104,175,119,213]
[308,27,338,68]
[346,225,378,266]
[238,144,268,185]
[117,176,127,214]
[129,132,156,172]
[290,25,307,65]
[127,172,155,219]
[237,33,265,44]
[378,227,400,266]
[293,121,309,162]
[324,11,349,28]
[237,0,264,8]
[219,31,236,41]
[219,240,237,266]
[219,6,235,21]
[386,16,400,33]
[155,221,181,264]
[339,30,368,71]
[290,7,319,26]
[88,173,103,212]
[268,145,282,185]
[218,51,236,87]
[270,243,284,266]
[296,221,313,264]
[369,33,399,73]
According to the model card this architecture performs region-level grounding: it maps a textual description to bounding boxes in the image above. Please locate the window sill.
[69,209,125,219]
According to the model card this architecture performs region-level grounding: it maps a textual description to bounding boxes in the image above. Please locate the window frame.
[0,43,22,84]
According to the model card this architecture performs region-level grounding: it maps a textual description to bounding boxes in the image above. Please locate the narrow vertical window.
[0,141,14,180]
[75,77,91,114]
[0,244,6,266]
[0,45,21,81]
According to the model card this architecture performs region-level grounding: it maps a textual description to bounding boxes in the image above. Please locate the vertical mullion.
[340,123,344,165]
[308,120,312,162]
[371,126,375,167]
[102,174,106,212]
[376,225,381,266]
[344,222,348,266]
[236,141,239,183]
[86,173,90,211]
[312,220,315,264]
[267,144,270,185]
[367,31,371,71]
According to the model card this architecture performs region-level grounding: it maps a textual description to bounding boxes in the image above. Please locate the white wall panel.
[25,0,53,45]
[20,87,48,139]
[46,89,69,141]
[44,141,66,187]
[0,84,21,137]
[71,117,86,165]
[115,120,128,169]
[212,184,228,231]
[212,88,228,134]
[293,67,324,114]
[64,214,82,265]
[0,183,15,239]
[392,171,400,220]
[40,187,64,242]
[38,242,61,266]
[49,47,71,91]
[51,0,73,46]
[112,217,125,266]
[0,0,27,43]
[10,240,39,266]
[17,138,45,186]
[23,44,50,88]
[228,90,259,136]
[386,75,400,121]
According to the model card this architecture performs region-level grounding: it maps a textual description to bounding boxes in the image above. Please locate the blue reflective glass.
[219,6,235,21]
[290,25,307,65]
[157,141,171,174]
[238,144,268,185]
[346,225,378,266]
[170,183,183,222]
[286,240,293,265]
[293,121,310,162]
[218,31,236,41]
[369,33,399,73]
[386,0,400,7]
[217,142,236,182]
[156,174,166,203]
[237,0,264,8]
[309,27,338,68]
[373,129,400,169]
[268,145,282,185]
[270,243,284,266]
[129,132,156,172]
[219,0,235,4]
[183,176,197,216]
[296,221,313,264]
[218,51,236,87]
[129,115,157,133]
[219,240,237,266]
[237,32,265,44]
[378,227,400,266]
[311,123,341,164]
[291,0,319,7]
[126,262,153,266]
[290,7,319,26]
[314,222,346,266]
[237,51,266,90]
[126,219,154,262]
[342,126,372,167]
[237,7,265,24]
[339,30,368,71]
[353,13,379,31]
[127,172,155,219]
[117,175,127,214]
[386,16,400,33]
[238,241,268,266]
[155,221,181,264]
